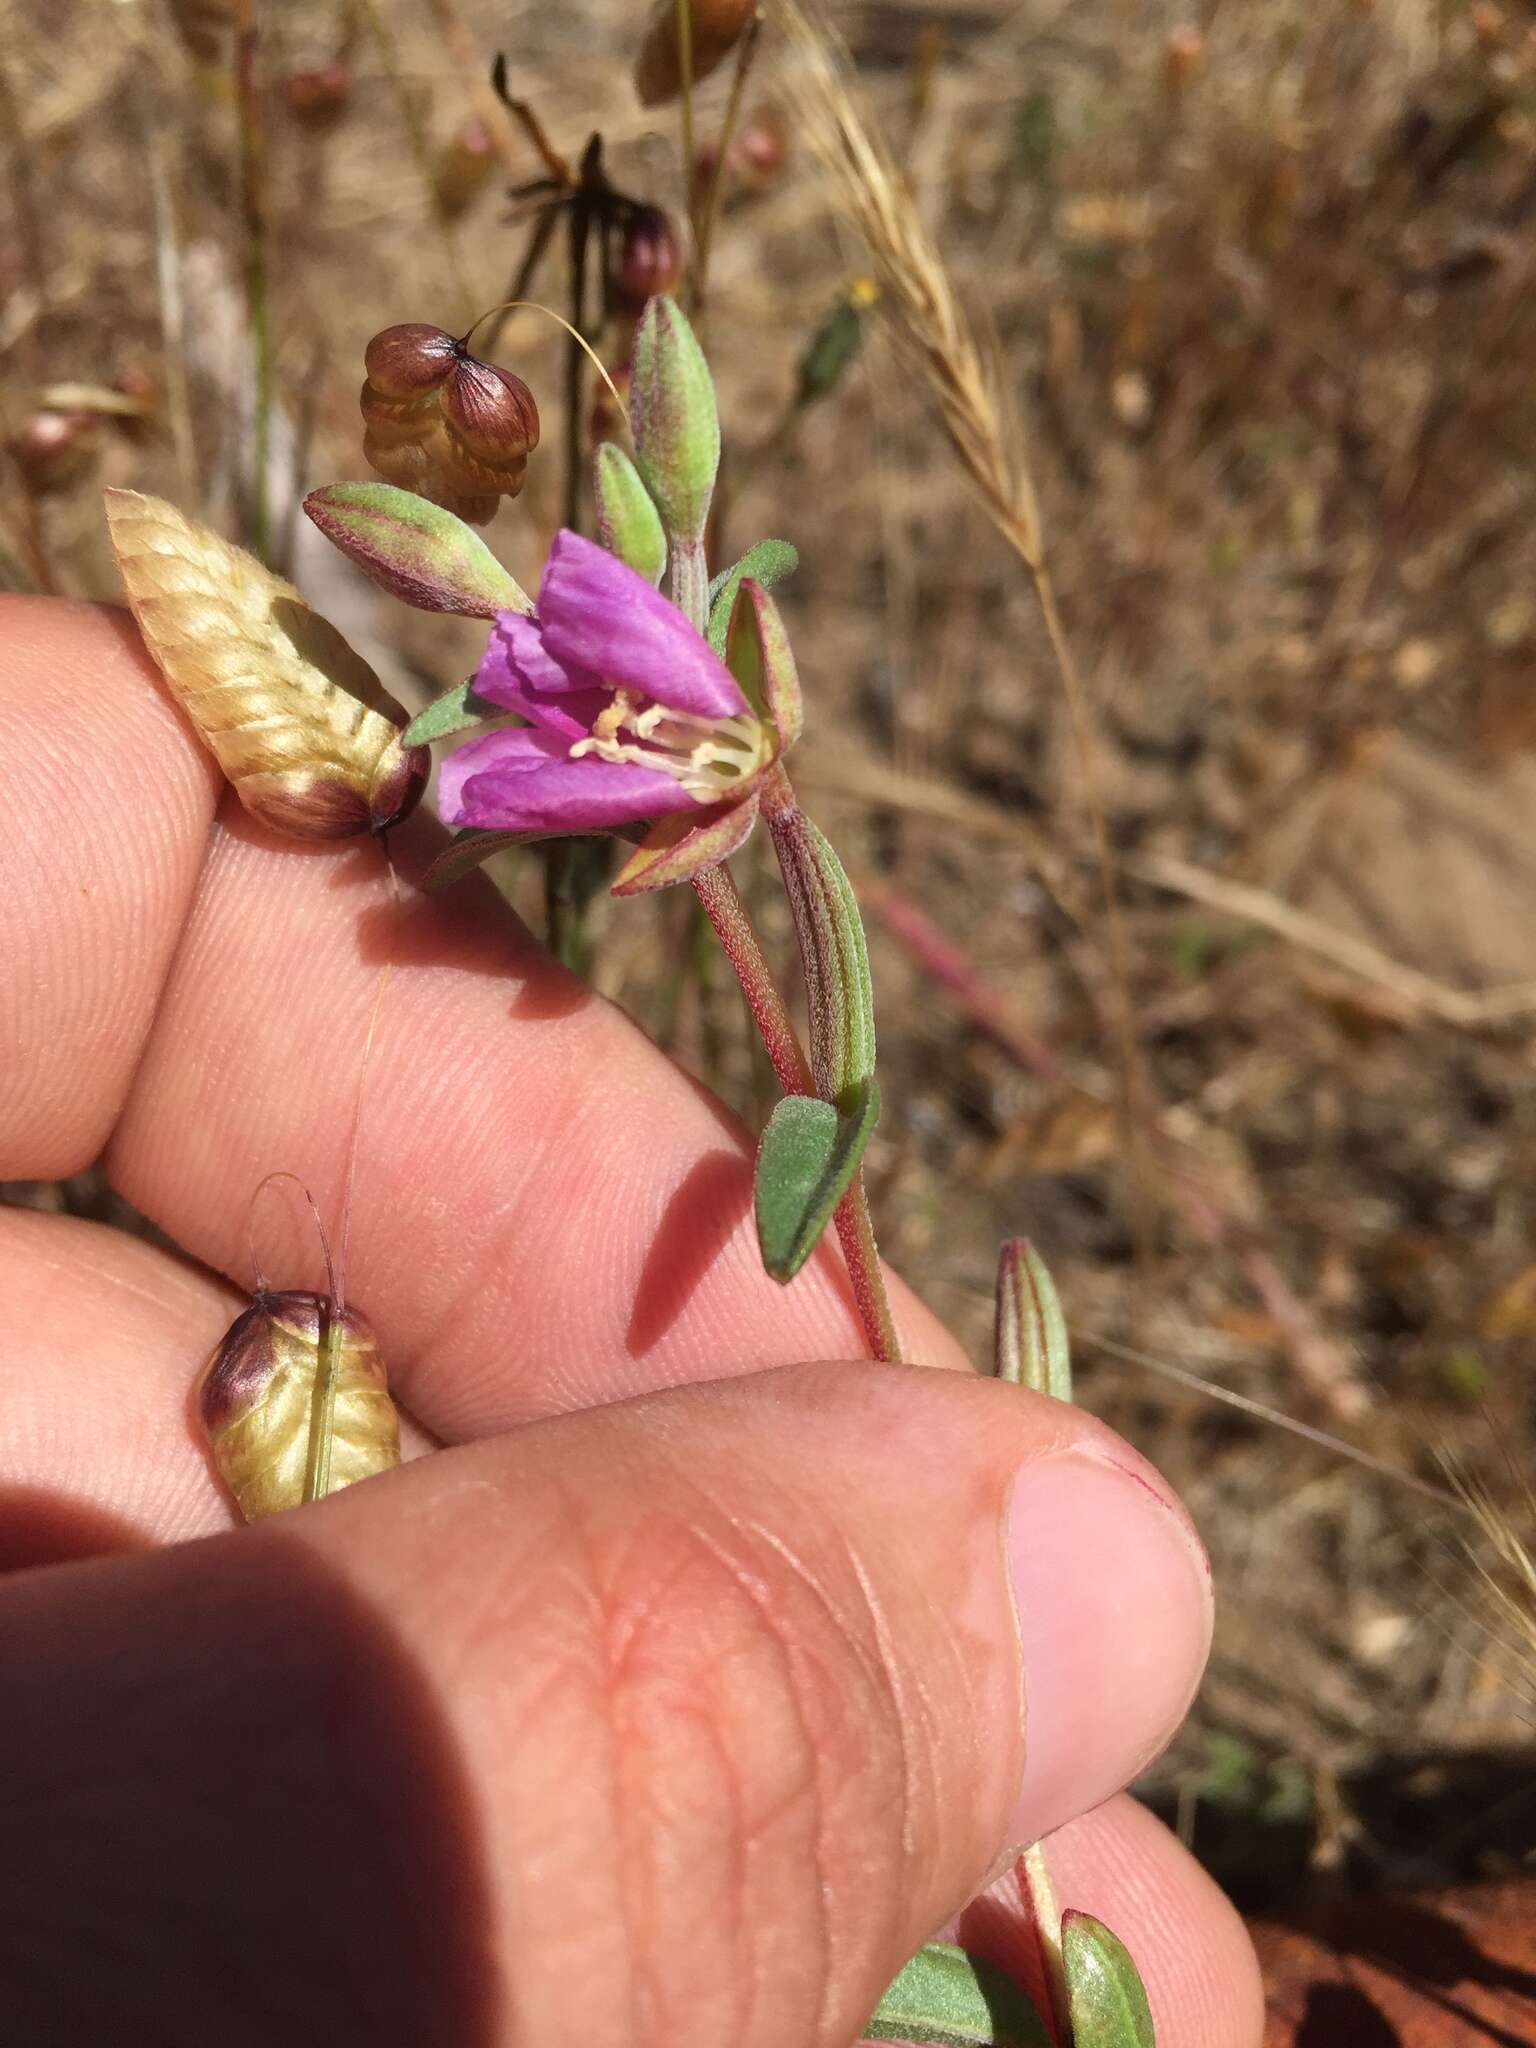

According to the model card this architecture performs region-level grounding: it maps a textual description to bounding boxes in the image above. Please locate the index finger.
[0,597,966,1442]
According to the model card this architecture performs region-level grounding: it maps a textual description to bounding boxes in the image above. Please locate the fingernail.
[1004,1451,1212,1844]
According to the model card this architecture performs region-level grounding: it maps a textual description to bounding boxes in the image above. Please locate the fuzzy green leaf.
[1061,1913,1156,2048]
[401,678,503,749]
[303,483,531,618]
[755,1079,880,1282]
[993,1239,1072,1398]
[865,1943,1052,2048]
[766,807,876,1104]
[707,538,799,653]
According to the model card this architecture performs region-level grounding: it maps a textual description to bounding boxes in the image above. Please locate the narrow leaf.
[865,1943,1052,2048]
[1061,1913,1156,2048]
[765,803,876,1103]
[755,1078,880,1282]
[304,482,532,618]
[707,537,799,653]
[401,678,504,748]
[993,1239,1073,1398]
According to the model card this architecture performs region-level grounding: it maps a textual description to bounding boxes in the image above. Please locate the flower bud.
[593,442,668,585]
[360,323,540,526]
[610,204,685,315]
[634,0,757,106]
[433,117,497,217]
[1163,25,1204,96]
[199,1291,401,1522]
[305,481,533,618]
[628,296,719,544]
[8,410,99,492]
[284,61,353,127]
[105,489,430,840]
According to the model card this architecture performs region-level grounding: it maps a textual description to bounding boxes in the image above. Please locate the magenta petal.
[438,728,558,824]
[538,530,747,721]
[446,744,699,832]
[470,615,609,741]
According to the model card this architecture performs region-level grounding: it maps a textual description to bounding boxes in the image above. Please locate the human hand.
[0,597,1262,2046]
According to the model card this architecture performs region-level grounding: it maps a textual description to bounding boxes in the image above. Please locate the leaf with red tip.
[610,793,759,895]
[304,482,531,618]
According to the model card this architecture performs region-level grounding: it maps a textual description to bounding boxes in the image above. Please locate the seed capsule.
[199,1291,401,1522]
[610,204,685,315]
[633,0,757,106]
[360,323,540,526]
[105,489,428,840]
[8,410,100,491]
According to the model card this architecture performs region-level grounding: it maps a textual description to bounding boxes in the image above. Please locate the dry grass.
[5,0,1536,1909]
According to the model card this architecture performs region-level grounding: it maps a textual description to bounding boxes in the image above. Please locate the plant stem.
[691,10,762,310]
[676,0,696,240]
[301,1302,342,1504]
[234,0,272,563]
[690,861,901,1362]
[1020,1842,1070,2044]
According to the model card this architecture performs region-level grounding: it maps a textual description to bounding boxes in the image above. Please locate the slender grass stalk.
[691,11,763,309]
[675,0,697,242]
[233,0,272,563]
[782,1,1158,1261]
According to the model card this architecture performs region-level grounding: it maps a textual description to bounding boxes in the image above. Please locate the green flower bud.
[304,482,532,619]
[628,295,720,545]
[592,443,668,587]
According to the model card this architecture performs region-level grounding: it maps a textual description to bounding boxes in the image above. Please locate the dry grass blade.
[779,0,1156,1259]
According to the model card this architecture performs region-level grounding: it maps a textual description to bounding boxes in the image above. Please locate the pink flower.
[439,531,773,836]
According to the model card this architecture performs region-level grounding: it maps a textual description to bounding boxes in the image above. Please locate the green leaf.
[865,1943,1052,2048]
[796,291,870,410]
[1061,1913,1156,2048]
[593,443,667,587]
[303,483,531,618]
[766,806,876,1104]
[993,1239,1072,1398]
[755,1078,880,1282]
[628,296,719,543]
[401,678,503,748]
[706,537,799,652]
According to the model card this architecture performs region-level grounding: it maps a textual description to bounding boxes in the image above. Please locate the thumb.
[0,1360,1210,2048]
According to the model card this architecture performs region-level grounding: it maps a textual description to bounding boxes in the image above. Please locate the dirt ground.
[4,0,1535,1923]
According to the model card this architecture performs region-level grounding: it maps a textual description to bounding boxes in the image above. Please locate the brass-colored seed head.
[360,323,540,526]
[104,489,429,841]
[200,1291,401,1522]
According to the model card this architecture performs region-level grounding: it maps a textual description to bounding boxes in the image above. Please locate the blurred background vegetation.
[4,0,1535,2018]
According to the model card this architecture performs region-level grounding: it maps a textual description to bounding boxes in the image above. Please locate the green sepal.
[768,808,876,1103]
[419,827,533,892]
[865,1942,1052,2048]
[725,578,802,752]
[628,295,719,543]
[796,293,868,410]
[993,1239,1072,1398]
[707,538,799,653]
[755,1077,880,1283]
[593,443,667,587]
[1061,1912,1156,2048]
[401,678,504,749]
[303,483,532,618]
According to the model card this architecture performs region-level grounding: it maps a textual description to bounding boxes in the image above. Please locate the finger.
[0,1207,443,1557]
[956,1798,1264,2048]
[0,1362,1212,2048]
[0,598,218,1179]
[106,785,966,1441]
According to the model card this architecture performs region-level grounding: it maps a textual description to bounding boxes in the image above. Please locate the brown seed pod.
[360,323,540,526]
[105,489,428,839]
[634,0,758,107]
[432,117,498,218]
[610,204,685,315]
[283,61,354,127]
[200,1291,401,1522]
[8,410,101,492]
